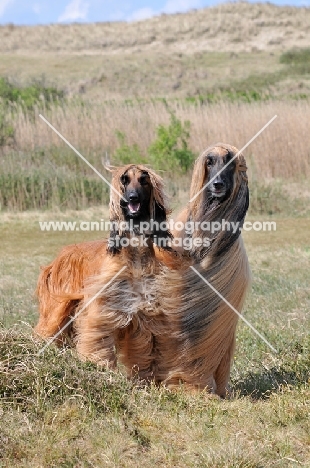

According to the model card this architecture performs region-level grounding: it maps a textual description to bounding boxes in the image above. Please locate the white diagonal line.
[37,265,127,355]
[189,115,278,203]
[190,266,277,353]
[39,114,126,202]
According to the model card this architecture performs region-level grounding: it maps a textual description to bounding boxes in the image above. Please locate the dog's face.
[108,164,172,254]
[120,167,152,221]
[205,146,236,201]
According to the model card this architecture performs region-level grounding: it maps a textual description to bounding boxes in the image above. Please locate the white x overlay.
[38,113,278,355]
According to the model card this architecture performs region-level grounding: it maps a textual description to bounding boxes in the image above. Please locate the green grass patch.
[280,48,310,66]
[0,149,110,211]
[248,180,310,217]
[0,76,64,111]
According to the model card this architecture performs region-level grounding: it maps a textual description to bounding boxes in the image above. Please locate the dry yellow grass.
[8,99,310,181]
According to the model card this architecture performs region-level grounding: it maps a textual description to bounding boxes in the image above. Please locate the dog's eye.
[121,174,129,186]
[139,176,149,186]
[139,173,150,185]
[224,156,235,169]
[206,158,213,167]
[224,153,232,164]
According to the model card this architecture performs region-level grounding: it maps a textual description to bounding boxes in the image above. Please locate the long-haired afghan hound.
[73,164,180,379]
[35,164,177,378]
[156,143,251,397]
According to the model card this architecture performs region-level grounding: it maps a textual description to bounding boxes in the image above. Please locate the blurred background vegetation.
[0,2,309,215]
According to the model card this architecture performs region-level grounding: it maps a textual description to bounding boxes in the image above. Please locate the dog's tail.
[34,240,106,341]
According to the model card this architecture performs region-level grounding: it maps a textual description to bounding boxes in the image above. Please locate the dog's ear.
[109,167,126,225]
[107,167,129,255]
[231,150,249,225]
[213,150,249,258]
[143,167,173,250]
[152,200,173,250]
[107,220,122,255]
[189,149,210,219]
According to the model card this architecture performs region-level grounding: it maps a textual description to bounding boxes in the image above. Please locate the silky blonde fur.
[156,143,251,397]
[34,240,177,343]
[75,240,172,379]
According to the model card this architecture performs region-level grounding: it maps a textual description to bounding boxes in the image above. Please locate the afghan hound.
[35,164,177,378]
[73,164,180,379]
[155,143,251,397]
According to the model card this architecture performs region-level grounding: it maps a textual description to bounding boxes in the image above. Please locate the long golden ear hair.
[108,164,131,223]
[144,166,171,221]
[189,146,210,220]
[144,166,173,249]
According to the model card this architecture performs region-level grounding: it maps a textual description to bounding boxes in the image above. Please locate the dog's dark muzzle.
[125,190,141,215]
[210,177,227,198]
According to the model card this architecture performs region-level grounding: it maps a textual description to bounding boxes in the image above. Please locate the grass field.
[1,2,310,466]
[1,209,310,467]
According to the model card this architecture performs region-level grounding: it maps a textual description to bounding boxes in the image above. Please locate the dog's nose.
[213,181,224,190]
[128,191,139,202]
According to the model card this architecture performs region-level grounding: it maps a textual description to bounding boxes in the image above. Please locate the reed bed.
[1,98,310,211]
[9,98,310,180]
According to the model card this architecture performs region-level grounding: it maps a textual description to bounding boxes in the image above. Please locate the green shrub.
[113,130,146,165]
[280,48,310,65]
[279,48,310,75]
[113,114,196,173]
[248,180,310,216]
[249,181,288,215]
[148,113,195,173]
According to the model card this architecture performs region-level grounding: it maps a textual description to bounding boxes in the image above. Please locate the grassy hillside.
[1,2,310,55]
[0,2,310,100]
